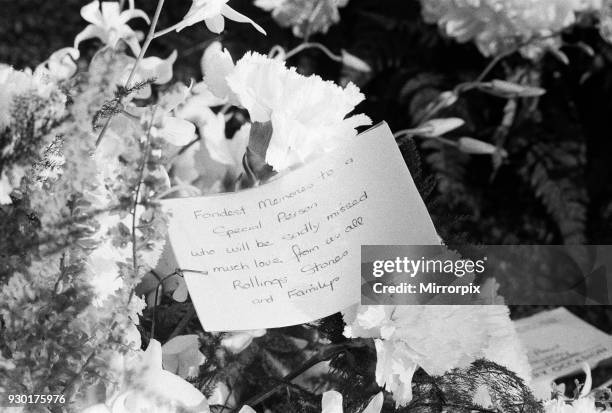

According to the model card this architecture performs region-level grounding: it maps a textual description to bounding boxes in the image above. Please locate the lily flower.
[75,1,150,57]
[173,0,266,35]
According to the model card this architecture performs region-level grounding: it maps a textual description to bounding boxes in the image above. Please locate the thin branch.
[285,42,342,62]
[95,0,166,148]
[131,107,157,282]
[235,340,367,411]
[167,306,196,341]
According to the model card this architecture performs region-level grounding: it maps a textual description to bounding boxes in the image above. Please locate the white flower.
[0,167,25,205]
[321,390,383,413]
[202,112,250,173]
[87,243,123,305]
[121,51,178,99]
[543,364,602,413]
[543,397,602,413]
[254,0,349,38]
[420,0,599,58]
[75,1,150,56]
[343,305,532,407]
[221,329,266,354]
[36,47,81,80]
[225,52,371,170]
[0,66,59,130]
[84,339,209,413]
[174,0,266,35]
[145,85,197,146]
[200,42,237,103]
[373,339,418,407]
[415,118,464,138]
[162,335,206,379]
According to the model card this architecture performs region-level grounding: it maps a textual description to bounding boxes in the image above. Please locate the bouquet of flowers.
[0,1,609,412]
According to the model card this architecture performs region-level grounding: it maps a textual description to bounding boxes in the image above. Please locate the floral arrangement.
[419,0,602,58]
[1,1,611,413]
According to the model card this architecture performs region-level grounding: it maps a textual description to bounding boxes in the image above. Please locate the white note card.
[515,307,612,384]
[161,122,440,331]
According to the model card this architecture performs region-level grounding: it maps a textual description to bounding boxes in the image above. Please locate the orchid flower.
[121,50,178,99]
[172,0,266,35]
[75,1,150,56]
[36,47,80,80]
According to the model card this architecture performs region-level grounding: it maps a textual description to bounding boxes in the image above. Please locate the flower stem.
[153,22,184,39]
[95,0,166,148]
[284,42,342,62]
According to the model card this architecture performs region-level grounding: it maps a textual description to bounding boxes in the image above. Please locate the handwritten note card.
[515,307,612,384]
[161,122,440,331]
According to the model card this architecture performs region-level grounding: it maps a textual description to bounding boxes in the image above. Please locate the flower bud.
[479,80,545,98]
[457,137,506,157]
[341,50,372,72]
[417,118,464,137]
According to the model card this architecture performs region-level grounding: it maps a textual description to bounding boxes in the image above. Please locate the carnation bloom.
[223,52,371,170]
[173,0,266,35]
[75,1,150,56]
[343,305,532,407]
[255,0,349,37]
[420,0,600,58]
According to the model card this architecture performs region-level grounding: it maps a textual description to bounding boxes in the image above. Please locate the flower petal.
[80,1,104,25]
[159,116,196,146]
[201,42,236,101]
[321,391,343,413]
[100,2,121,22]
[74,24,108,49]
[362,392,384,413]
[138,50,178,85]
[119,8,151,24]
[205,14,226,33]
[122,33,142,57]
[221,331,259,354]
[221,4,267,35]
[163,334,199,355]
[172,278,190,302]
